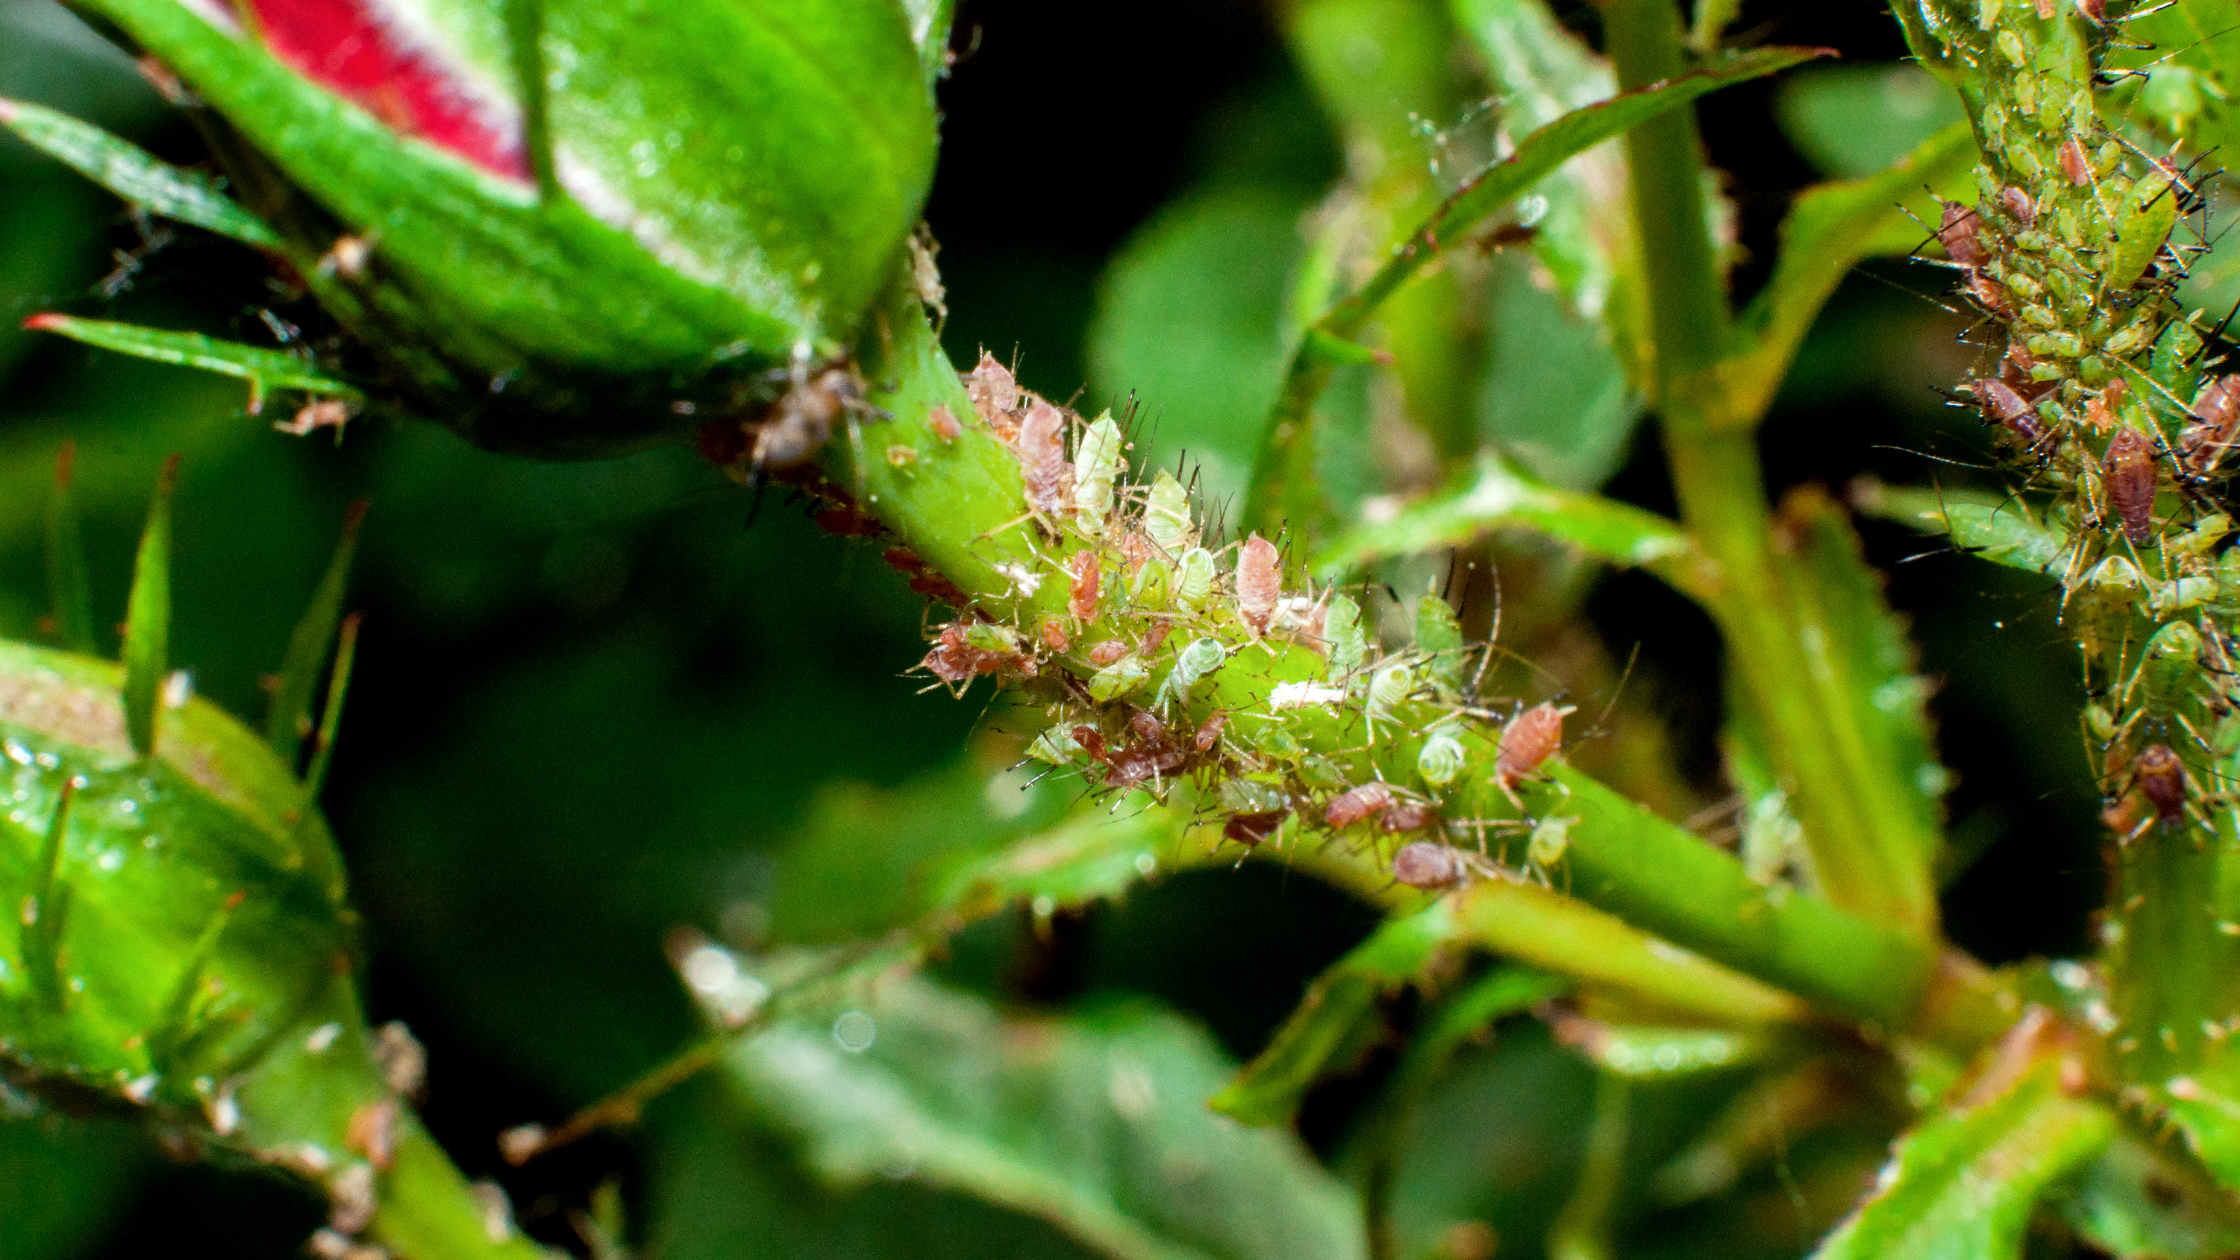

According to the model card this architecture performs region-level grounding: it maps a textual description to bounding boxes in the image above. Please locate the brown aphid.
[1380,800,1435,832]
[1971,377,2047,446]
[2002,185,2037,227]
[1069,550,1101,623]
[1968,272,2009,314]
[1194,711,1227,752]
[2083,378,2126,433]
[1040,619,1070,652]
[1088,639,1130,666]
[1391,841,1466,890]
[1325,781,1395,827]
[1118,529,1154,575]
[817,503,884,537]
[1140,622,1172,656]
[2183,375,2240,469]
[928,403,962,443]
[1497,702,1573,791]
[1939,201,1986,270]
[2076,0,2105,20]
[753,366,864,471]
[277,398,352,437]
[1071,725,1109,763]
[922,622,1007,685]
[2134,744,2186,825]
[2059,139,2092,186]
[1224,810,1288,848]
[1129,710,1164,743]
[2103,427,2158,545]
[1237,532,1282,634]
[965,352,1020,432]
[1013,399,1071,520]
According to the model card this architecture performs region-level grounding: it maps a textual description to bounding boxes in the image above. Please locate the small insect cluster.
[1927,0,2240,836]
[884,354,1583,892]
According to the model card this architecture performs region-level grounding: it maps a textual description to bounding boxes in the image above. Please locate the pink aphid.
[1391,842,1466,890]
[1014,399,1070,520]
[2058,139,2092,186]
[2002,185,2037,227]
[1088,639,1130,666]
[1325,781,1394,828]
[1069,550,1102,623]
[928,404,962,443]
[1194,711,1227,752]
[1938,201,1985,270]
[1237,533,1282,634]
[1380,800,1435,832]
[2184,375,2240,469]
[1496,703,1571,791]
[965,352,1020,426]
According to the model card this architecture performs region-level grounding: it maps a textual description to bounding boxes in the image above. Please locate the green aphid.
[1026,726,1085,765]
[1528,815,1578,868]
[1299,755,1349,789]
[2109,171,2179,292]
[1089,656,1151,703]
[1219,778,1288,814]
[1417,729,1466,787]
[1144,471,1196,553]
[1174,547,1216,610]
[1324,594,1366,679]
[1367,660,1417,735]
[1072,413,1123,538]
[1416,587,1463,656]
[2140,620,2204,711]
[1252,724,1305,762]
[2151,318,2204,405]
[1160,636,1226,707]
[2083,702,2117,742]
[964,622,1022,654]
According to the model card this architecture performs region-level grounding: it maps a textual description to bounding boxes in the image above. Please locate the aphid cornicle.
[1325,781,1394,828]
[1391,842,1465,890]
[2103,427,2158,545]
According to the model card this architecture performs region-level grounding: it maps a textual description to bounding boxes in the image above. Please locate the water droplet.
[1133,852,1156,877]
[832,1010,876,1053]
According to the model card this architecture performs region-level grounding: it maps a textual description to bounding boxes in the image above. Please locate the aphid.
[1071,725,1109,763]
[1130,710,1164,743]
[2134,744,2186,825]
[1417,730,1466,786]
[2076,0,2104,19]
[1367,660,1416,732]
[922,622,1007,685]
[965,352,1020,429]
[1224,810,1288,848]
[1040,619,1070,652]
[963,622,1022,654]
[1174,547,1216,610]
[2059,139,2091,186]
[928,403,962,443]
[1073,412,1123,537]
[1068,550,1102,624]
[752,365,867,471]
[1380,799,1434,832]
[1971,377,2047,446]
[2083,379,2126,433]
[1088,656,1151,702]
[1088,639,1130,666]
[1496,702,1572,794]
[1144,472,1195,553]
[2183,375,2240,470]
[1141,622,1172,656]
[1325,781,1394,827]
[2002,185,2037,227]
[886,444,917,467]
[1237,533,1282,633]
[1939,201,1985,270]
[1026,726,1084,765]
[1194,711,1227,752]
[1323,594,1366,678]
[2103,427,2158,545]
[320,232,375,279]
[1527,815,1577,868]
[1160,636,1227,707]
[1014,399,1071,520]
[1968,272,2009,313]
[1391,841,1465,890]
[277,398,351,437]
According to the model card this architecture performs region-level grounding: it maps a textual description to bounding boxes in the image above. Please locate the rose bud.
[19,0,941,457]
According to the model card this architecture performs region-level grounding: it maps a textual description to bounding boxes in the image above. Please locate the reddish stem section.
[245,0,527,180]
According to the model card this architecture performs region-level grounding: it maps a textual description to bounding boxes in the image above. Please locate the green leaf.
[265,501,366,766]
[1246,42,1831,530]
[1723,120,1977,426]
[1774,65,1968,180]
[120,454,176,760]
[299,611,359,800]
[1314,451,1706,594]
[0,96,281,247]
[1474,257,1643,491]
[1210,907,1458,1125]
[1850,481,2071,580]
[1808,1063,2115,1260]
[2055,1128,2240,1260]
[1755,488,1949,939]
[719,973,1368,1260]
[25,316,360,412]
[42,444,94,655]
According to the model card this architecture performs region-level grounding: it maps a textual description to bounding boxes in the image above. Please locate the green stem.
[1607,0,1940,936]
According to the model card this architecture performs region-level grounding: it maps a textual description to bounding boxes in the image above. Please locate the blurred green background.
[0,0,2103,1255]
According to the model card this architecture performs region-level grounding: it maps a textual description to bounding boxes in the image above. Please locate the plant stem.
[1606,0,1940,936]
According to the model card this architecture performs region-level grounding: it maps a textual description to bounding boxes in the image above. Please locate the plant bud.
[50,0,942,457]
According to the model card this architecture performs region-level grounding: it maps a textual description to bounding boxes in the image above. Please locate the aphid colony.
[1934,2,2240,840]
[903,353,1577,890]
